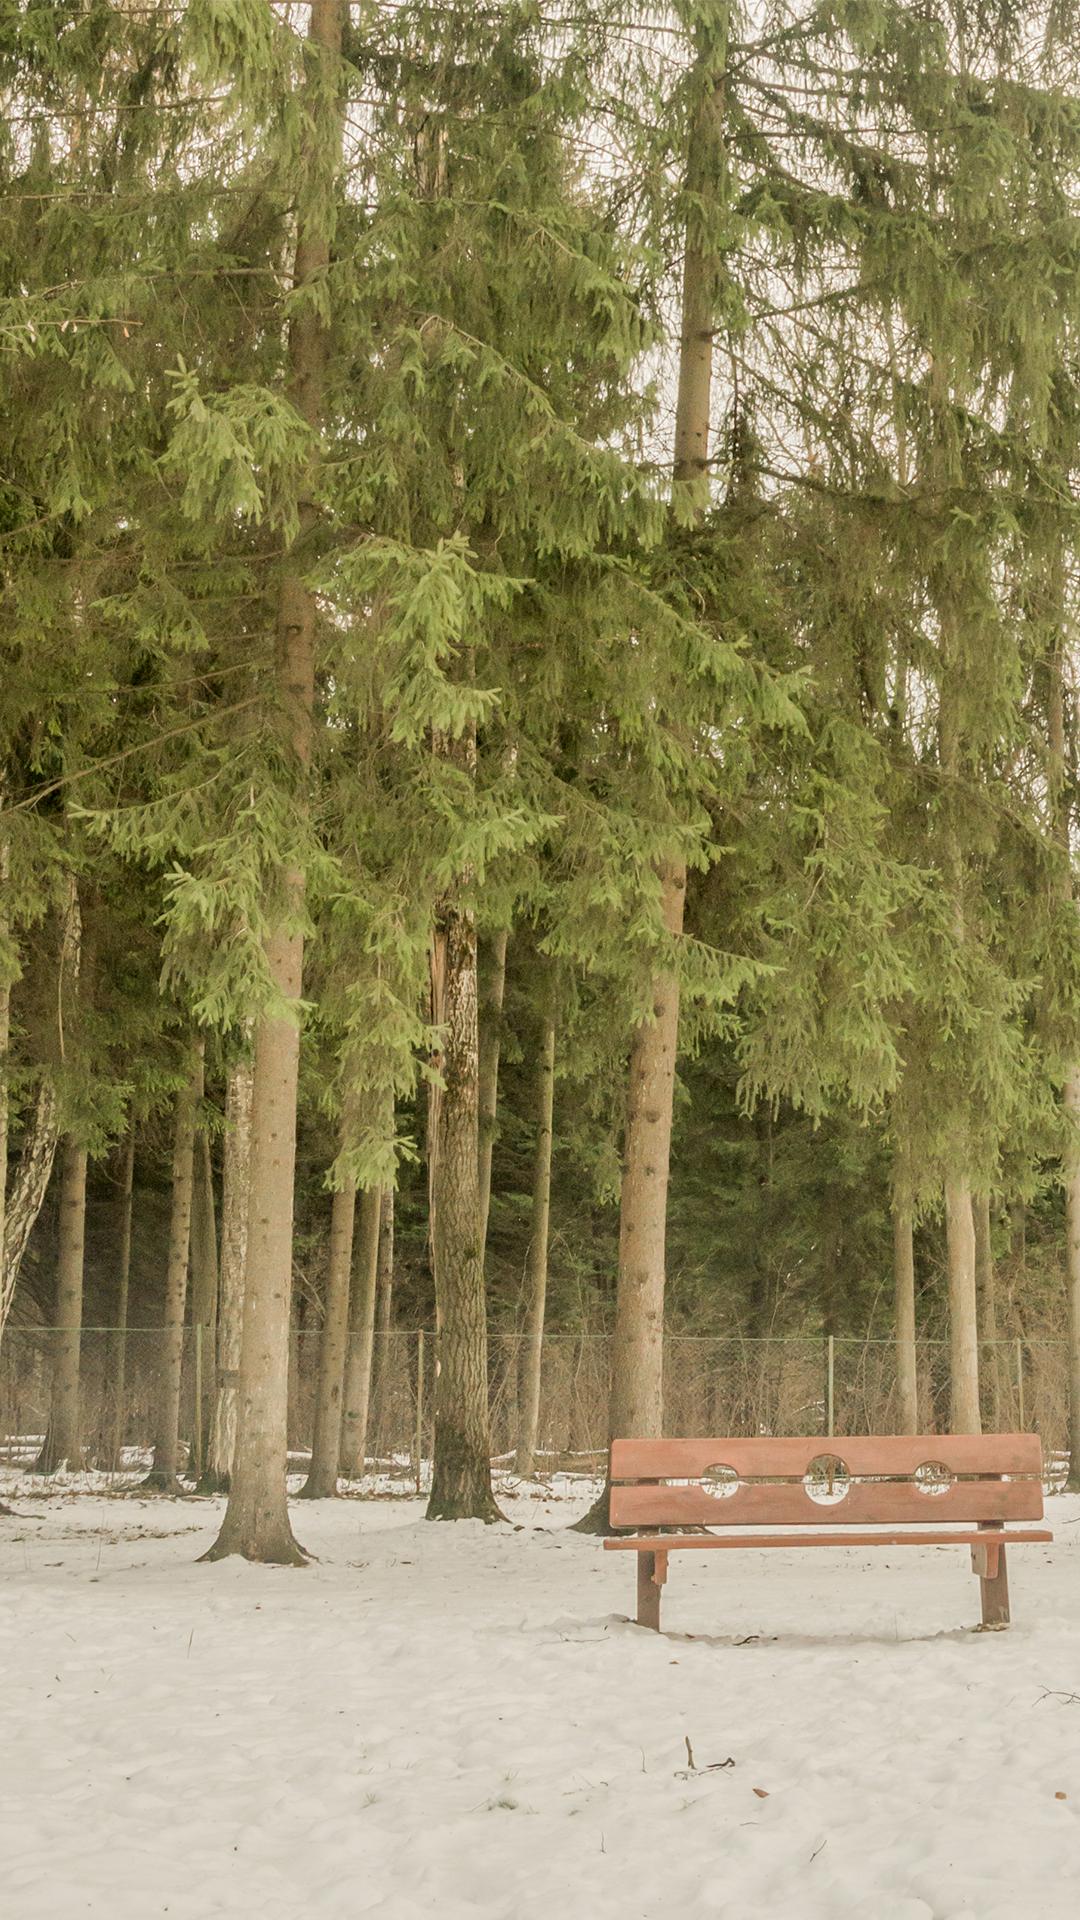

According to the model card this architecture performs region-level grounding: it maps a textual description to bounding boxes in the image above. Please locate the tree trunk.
[1,875,80,1332]
[299,1181,356,1497]
[576,18,726,1536]
[33,1137,88,1473]
[370,1186,394,1460]
[1064,1072,1080,1487]
[892,1193,918,1435]
[143,1050,200,1491]
[478,928,508,1261]
[609,861,686,1449]
[206,0,344,1564]
[188,1128,218,1478]
[973,1191,1002,1430]
[340,1185,382,1483]
[1044,588,1080,1484]
[107,1127,136,1469]
[0,826,9,1326]
[205,934,308,1555]
[945,1180,981,1434]
[204,1052,253,1492]
[515,989,556,1479]
[427,893,501,1521]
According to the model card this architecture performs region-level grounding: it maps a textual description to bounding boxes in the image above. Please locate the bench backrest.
[608,1434,1044,1529]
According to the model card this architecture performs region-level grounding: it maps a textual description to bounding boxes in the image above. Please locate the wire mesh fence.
[0,1325,1070,1485]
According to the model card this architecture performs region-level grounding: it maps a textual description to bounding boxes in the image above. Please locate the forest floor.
[1,1471,1078,1920]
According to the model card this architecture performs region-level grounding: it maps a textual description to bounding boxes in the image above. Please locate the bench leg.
[972,1527,1010,1629]
[636,1550,667,1631]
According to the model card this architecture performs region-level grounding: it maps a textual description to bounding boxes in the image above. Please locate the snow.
[2,1474,1079,1920]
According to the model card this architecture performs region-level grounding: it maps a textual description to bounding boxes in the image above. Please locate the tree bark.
[892,1193,918,1435]
[576,16,726,1536]
[609,861,687,1448]
[478,928,508,1261]
[189,1128,218,1477]
[107,1127,136,1469]
[929,353,983,1440]
[369,1186,394,1459]
[427,893,501,1521]
[515,986,556,1479]
[206,0,344,1564]
[0,826,9,1326]
[973,1191,1002,1430]
[203,1053,253,1492]
[299,1181,356,1497]
[945,1180,982,1434]
[143,1050,200,1491]
[1064,1073,1080,1486]
[1,875,80,1332]
[33,1137,88,1473]
[340,1185,383,1483]
[1044,591,1080,1484]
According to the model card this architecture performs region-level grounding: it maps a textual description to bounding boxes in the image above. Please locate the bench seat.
[604,1433,1051,1632]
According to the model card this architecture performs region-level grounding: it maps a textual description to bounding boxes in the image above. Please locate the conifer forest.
[10,6,1080,1916]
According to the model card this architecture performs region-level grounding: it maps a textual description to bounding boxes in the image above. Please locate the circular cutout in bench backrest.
[700,1464,739,1498]
[803,1453,850,1504]
[913,1460,954,1497]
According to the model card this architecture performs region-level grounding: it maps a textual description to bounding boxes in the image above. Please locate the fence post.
[826,1334,835,1439]
[414,1328,425,1495]
[1015,1337,1025,1430]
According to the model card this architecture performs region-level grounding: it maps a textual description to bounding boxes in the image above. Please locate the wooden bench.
[604,1434,1051,1632]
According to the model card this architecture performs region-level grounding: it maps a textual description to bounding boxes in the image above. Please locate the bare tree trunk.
[945,1180,981,1434]
[609,861,686,1445]
[478,928,508,1260]
[427,892,501,1521]
[143,1050,201,1491]
[204,1053,253,1492]
[300,1182,356,1497]
[1,1081,59,1325]
[973,1191,1002,1431]
[370,1187,394,1458]
[189,1129,218,1478]
[893,1192,918,1434]
[1065,1074,1080,1486]
[575,903,687,1535]
[1044,595,1080,1484]
[33,1137,88,1473]
[340,1185,382,1482]
[107,1127,136,1469]
[0,827,9,1319]
[515,987,556,1479]
[207,0,344,1564]
[205,936,307,1552]
[576,18,726,1536]
[1,876,80,1331]
[927,350,984,1441]
[1009,1200,1026,1263]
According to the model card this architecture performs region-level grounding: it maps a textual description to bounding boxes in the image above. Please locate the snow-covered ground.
[2,1473,1079,1920]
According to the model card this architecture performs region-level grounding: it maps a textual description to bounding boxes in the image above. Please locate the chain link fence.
[0,1326,1070,1484]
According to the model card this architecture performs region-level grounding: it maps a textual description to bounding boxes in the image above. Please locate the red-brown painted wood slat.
[609,1475,1043,1528]
[610,1433,1042,1482]
[603,1528,1053,1552]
